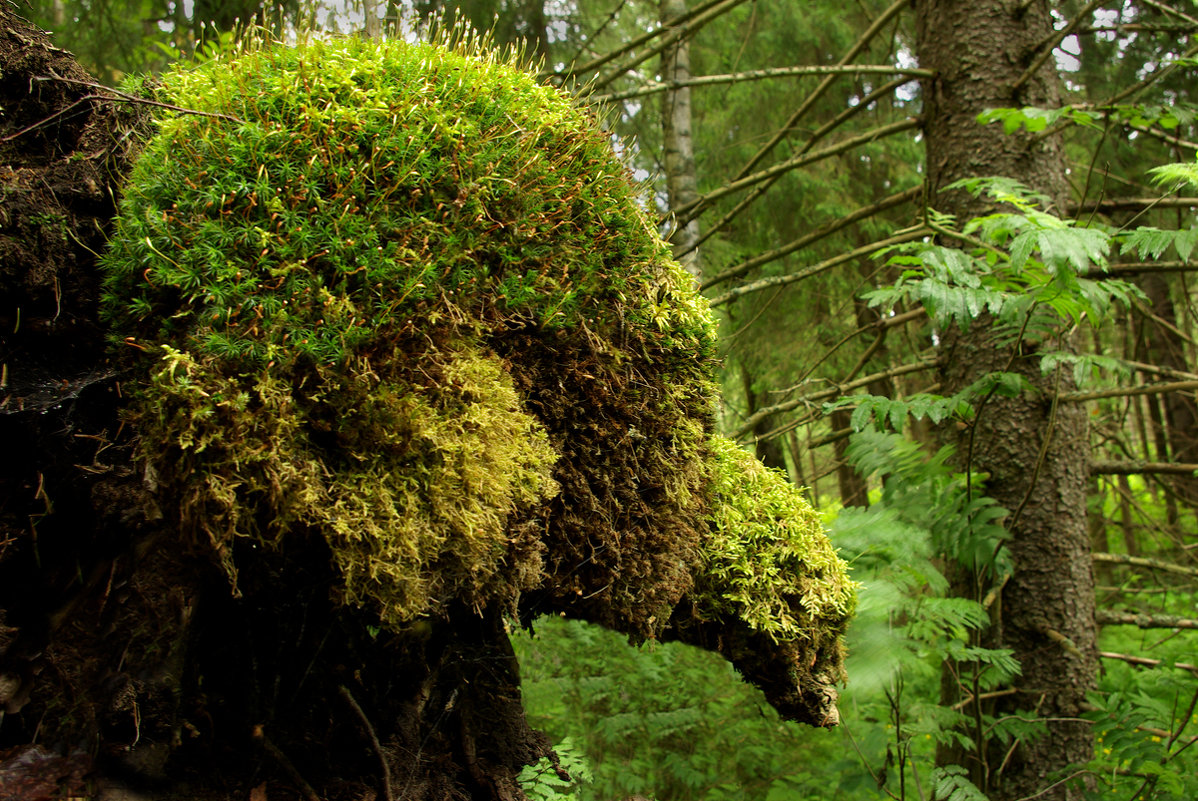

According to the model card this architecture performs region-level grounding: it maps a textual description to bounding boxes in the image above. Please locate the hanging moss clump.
[101,34,855,723]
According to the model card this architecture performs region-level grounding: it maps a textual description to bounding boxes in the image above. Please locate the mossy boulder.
[101,35,855,724]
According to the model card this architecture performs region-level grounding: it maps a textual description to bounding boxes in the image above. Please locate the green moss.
[100,34,854,676]
[698,436,857,645]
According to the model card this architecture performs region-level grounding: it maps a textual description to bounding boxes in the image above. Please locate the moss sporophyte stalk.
[101,34,854,670]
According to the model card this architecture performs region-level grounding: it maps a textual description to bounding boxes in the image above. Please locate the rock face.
[2,18,854,800]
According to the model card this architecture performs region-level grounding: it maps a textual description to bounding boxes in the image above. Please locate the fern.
[932,765,989,801]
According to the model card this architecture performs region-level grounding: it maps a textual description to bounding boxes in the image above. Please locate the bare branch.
[701,185,921,290]
[1093,552,1198,578]
[590,0,750,91]
[1090,460,1198,476]
[731,0,910,181]
[677,117,921,219]
[1036,41,1198,141]
[1081,262,1198,279]
[729,358,937,440]
[1080,24,1198,35]
[550,0,732,80]
[1060,380,1198,403]
[710,228,929,307]
[596,64,932,103]
[677,75,916,240]
[1124,360,1198,382]
[1139,0,1198,29]
[1099,651,1198,675]
[1018,0,1107,92]
[1067,197,1198,214]
[1097,610,1198,630]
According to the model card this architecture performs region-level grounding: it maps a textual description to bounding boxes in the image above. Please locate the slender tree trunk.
[660,0,702,277]
[915,2,1098,799]
[1135,273,1198,527]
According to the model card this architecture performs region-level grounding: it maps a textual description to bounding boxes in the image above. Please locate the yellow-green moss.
[698,436,857,644]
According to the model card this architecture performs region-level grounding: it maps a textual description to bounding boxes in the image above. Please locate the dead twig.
[340,685,394,801]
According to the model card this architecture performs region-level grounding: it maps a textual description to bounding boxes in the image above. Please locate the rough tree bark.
[914,1,1098,799]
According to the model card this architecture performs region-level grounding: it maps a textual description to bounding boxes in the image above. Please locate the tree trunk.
[660,0,702,277]
[1135,273,1198,528]
[914,2,1098,799]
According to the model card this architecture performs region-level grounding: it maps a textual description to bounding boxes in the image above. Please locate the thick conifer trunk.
[914,2,1098,799]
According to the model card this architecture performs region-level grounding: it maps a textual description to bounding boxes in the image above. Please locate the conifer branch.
[731,0,910,180]
[1097,610,1198,630]
[678,117,921,219]
[1080,24,1198,35]
[1138,0,1198,29]
[1036,41,1198,141]
[1081,262,1198,279]
[596,65,933,102]
[709,228,929,307]
[1137,126,1198,152]
[1092,462,1193,474]
[1090,461,1198,476]
[550,0,732,79]
[589,0,750,91]
[1017,0,1106,93]
[676,75,916,238]
[1092,552,1198,577]
[1067,197,1198,214]
[1124,361,1198,382]
[700,186,922,290]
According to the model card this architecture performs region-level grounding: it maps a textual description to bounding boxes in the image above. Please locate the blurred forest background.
[15,0,1198,798]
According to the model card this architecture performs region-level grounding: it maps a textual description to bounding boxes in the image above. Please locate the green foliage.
[518,737,594,801]
[514,616,847,801]
[822,371,1028,434]
[978,103,1198,136]
[831,431,1019,791]
[931,765,988,801]
[1068,581,1198,801]
[866,177,1143,347]
[1149,160,1198,193]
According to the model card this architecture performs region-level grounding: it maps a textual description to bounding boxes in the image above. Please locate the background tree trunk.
[914,1,1098,799]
